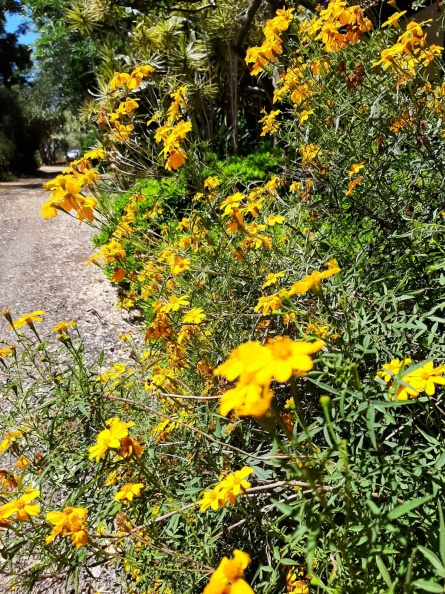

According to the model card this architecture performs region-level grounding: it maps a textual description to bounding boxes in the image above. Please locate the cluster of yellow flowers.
[373,21,443,83]
[154,86,192,170]
[46,506,88,547]
[245,8,294,75]
[301,0,373,53]
[40,156,100,223]
[88,417,142,461]
[254,262,341,317]
[377,359,445,400]
[259,109,281,136]
[109,64,154,91]
[215,337,324,417]
[219,177,283,256]
[199,467,253,512]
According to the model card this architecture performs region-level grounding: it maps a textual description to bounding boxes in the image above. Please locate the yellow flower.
[215,341,271,382]
[52,320,76,334]
[204,176,221,190]
[169,256,191,276]
[83,148,106,160]
[220,193,244,216]
[299,144,321,166]
[406,362,445,396]
[160,294,190,313]
[267,214,285,226]
[259,109,281,136]
[0,489,40,521]
[14,455,30,470]
[11,310,45,329]
[305,323,331,339]
[348,162,365,177]
[289,181,302,193]
[0,430,23,454]
[119,436,144,458]
[204,550,254,594]
[109,71,131,89]
[382,10,407,28]
[288,265,341,296]
[298,109,314,125]
[114,483,144,502]
[199,467,253,512]
[181,308,206,324]
[262,271,285,288]
[346,176,362,196]
[46,506,88,547]
[0,345,15,358]
[216,338,323,417]
[258,336,324,384]
[88,418,136,462]
[254,292,284,315]
[376,358,412,383]
[220,381,274,418]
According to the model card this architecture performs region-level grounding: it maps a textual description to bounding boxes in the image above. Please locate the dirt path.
[0,166,132,357]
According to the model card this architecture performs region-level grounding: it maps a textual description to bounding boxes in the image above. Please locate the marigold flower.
[299,143,322,166]
[88,418,135,462]
[119,436,144,458]
[181,308,206,324]
[346,176,362,195]
[204,176,221,190]
[382,10,406,28]
[288,265,341,296]
[348,162,365,177]
[376,358,412,383]
[46,506,88,547]
[0,489,40,522]
[219,381,275,417]
[114,483,144,502]
[204,550,254,594]
[258,336,324,384]
[267,214,285,226]
[216,338,323,417]
[0,430,23,454]
[52,320,76,334]
[254,293,283,315]
[199,467,253,512]
[259,109,281,136]
[403,362,445,397]
[11,310,45,329]
[83,148,106,160]
[0,345,15,358]
[262,271,285,289]
[160,294,190,313]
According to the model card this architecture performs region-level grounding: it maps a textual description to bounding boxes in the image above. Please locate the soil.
[0,167,133,593]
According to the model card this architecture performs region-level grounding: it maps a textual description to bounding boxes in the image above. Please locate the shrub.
[3,3,445,593]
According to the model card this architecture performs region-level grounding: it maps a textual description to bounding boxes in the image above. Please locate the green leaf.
[387,495,433,520]
[418,546,445,577]
[440,502,445,566]
[412,579,445,592]
[271,499,296,519]
[376,556,392,587]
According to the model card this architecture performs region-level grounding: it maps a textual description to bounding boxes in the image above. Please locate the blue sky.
[5,12,39,46]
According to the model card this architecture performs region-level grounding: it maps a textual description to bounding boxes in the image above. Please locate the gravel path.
[0,166,133,359]
[0,166,132,593]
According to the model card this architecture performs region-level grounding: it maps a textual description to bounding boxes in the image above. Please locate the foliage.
[4,2,445,594]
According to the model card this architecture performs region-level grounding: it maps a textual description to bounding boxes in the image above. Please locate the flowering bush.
[3,2,445,593]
